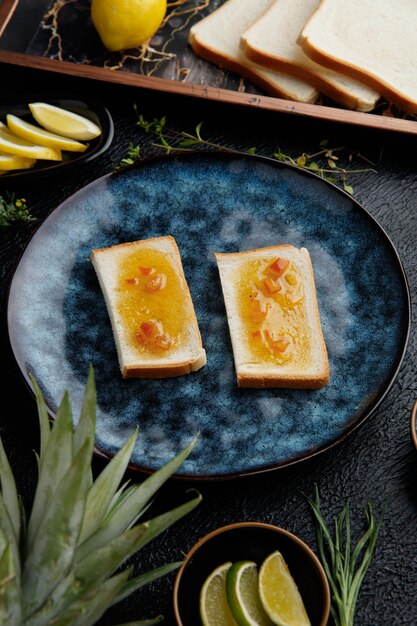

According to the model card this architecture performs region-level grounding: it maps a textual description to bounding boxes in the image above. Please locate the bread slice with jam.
[90,236,206,378]
[215,245,329,388]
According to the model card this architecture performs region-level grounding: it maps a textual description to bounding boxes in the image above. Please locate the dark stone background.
[0,62,416,625]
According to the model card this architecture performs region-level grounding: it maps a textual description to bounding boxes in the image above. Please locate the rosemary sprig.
[306,485,385,626]
[0,193,35,227]
[121,106,378,195]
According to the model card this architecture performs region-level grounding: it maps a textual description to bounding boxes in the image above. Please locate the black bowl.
[0,95,113,182]
[173,522,330,626]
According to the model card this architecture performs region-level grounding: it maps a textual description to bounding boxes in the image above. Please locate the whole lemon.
[91,0,167,52]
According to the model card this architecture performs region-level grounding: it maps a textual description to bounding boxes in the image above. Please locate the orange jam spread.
[116,248,188,357]
[237,256,311,366]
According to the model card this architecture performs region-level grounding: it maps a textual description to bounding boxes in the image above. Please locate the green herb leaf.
[306,485,385,626]
[0,194,35,227]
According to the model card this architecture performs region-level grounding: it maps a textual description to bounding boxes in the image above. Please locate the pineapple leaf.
[112,561,182,606]
[79,428,138,544]
[77,438,198,559]
[1,369,201,625]
[22,438,92,617]
[73,366,96,492]
[0,496,21,587]
[49,568,132,626]
[0,542,22,626]
[27,390,74,548]
[28,375,51,460]
[0,437,20,541]
[73,365,96,458]
[40,523,150,618]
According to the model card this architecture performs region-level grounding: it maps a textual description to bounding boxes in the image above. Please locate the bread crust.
[189,32,318,104]
[91,236,206,379]
[242,42,376,112]
[300,1,417,113]
[215,245,329,389]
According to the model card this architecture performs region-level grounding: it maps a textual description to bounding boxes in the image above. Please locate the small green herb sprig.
[0,193,35,227]
[306,486,385,626]
[120,106,378,195]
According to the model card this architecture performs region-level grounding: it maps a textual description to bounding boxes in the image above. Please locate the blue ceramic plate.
[0,96,113,182]
[7,153,410,478]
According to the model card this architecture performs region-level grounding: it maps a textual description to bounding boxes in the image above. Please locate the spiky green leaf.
[0,438,20,541]
[79,429,138,544]
[46,568,131,626]
[28,375,51,459]
[73,365,96,458]
[27,391,74,547]
[36,523,150,621]
[112,561,182,606]
[0,542,22,626]
[0,497,21,588]
[77,438,198,560]
[22,438,92,617]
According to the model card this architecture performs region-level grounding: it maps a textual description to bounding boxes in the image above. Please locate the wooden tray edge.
[0,0,19,37]
[1,50,417,135]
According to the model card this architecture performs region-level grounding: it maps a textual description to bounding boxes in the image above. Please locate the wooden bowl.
[173,521,330,626]
[411,400,417,451]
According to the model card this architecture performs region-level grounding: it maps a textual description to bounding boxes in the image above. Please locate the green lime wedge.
[258,551,311,626]
[226,560,274,626]
[200,562,238,626]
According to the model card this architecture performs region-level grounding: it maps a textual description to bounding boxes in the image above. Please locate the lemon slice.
[200,562,237,626]
[226,561,274,626]
[0,126,62,161]
[0,151,36,171]
[258,551,311,626]
[29,103,102,141]
[7,114,87,153]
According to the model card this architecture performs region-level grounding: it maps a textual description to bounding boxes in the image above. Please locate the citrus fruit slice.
[29,103,102,141]
[7,114,87,152]
[0,126,62,161]
[0,151,36,171]
[258,551,311,626]
[227,561,274,626]
[200,562,237,626]
[91,0,167,52]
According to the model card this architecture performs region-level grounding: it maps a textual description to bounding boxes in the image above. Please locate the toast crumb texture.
[90,236,206,378]
[215,245,329,389]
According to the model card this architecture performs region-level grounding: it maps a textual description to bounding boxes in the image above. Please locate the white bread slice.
[188,0,318,104]
[90,236,206,378]
[215,245,329,388]
[300,0,417,113]
[241,0,380,112]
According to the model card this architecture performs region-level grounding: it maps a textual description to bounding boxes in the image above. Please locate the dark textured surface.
[0,62,416,624]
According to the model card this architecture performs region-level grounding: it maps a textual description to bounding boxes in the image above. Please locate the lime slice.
[200,562,237,626]
[0,126,62,161]
[7,114,87,152]
[226,561,274,626]
[0,151,36,171]
[258,551,311,626]
[29,103,102,141]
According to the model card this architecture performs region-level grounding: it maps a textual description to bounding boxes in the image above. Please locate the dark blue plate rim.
[0,94,114,182]
[6,150,411,480]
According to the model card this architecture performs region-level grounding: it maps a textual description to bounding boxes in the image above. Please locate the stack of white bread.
[189,0,417,113]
